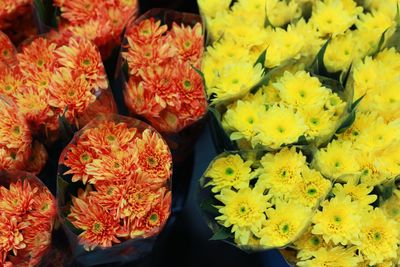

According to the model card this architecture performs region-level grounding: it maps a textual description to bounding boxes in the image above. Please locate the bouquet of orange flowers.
[34,0,139,59]
[0,0,37,45]
[120,9,207,134]
[58,115,172,265]
[0,31,116,143]
[0,170,57,267]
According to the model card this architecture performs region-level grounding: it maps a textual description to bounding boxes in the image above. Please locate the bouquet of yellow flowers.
[198,0,400,265]
[57,115,172,266]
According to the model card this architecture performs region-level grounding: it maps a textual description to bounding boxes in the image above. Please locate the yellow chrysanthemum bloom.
[311,0,362,37]
[313,140,360,181]
[293,19,323,58]
[339,112,377,142]
[209,61,264,103]
[261,84,281,105]
[274,71,328,108]
[266,0,302,27]
[300,106,336,139]
[353,56,381,101]
[332,179,377,210]
[222,96,267,141]
[253,104,308,149]
[358,208,399,265]
[198,0,231,18]
[325,31,356,73]
[357,152,388,187]
[265,25,305,68]
[259,200,312,247]
[363,0,399,18]
[206,39,251,63]
[294,228,332,260]
[312,195,362,246]
[293,168,331,208]
[375,48,400,72]
[257,147,307,197]
[381,191,400,224]
[324,93,347,119]
[297,246,361,267]
[215,187,271,245]
[205,154,253,193]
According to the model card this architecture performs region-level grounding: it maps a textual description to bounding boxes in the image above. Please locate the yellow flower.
[265,0,302,27]
[339,112,377,142]
[357,152,388,187]
[209,60,264,103]
[357,117,399,152]
[222,97,267,141]
[381,191,400,224]
[294,228,332,260]
[293,19,323,58]
[215,187,271,245]
[198,0,231,18]
[325,31,356,73]
[375,48,400,72]
[300,106,336,139]
[311,0,362,37]
[259,200,312,247]
[293,168,331,208]
[353,56,381,102]
[312,195,362,246]
[332,179,377,210]
[206,39,251,62]
[257,147,307,198]
[274,71,328,108]
[313,140,360,181]
[261,84,281,105]
[205,154,253,193]
[297,246,361,267]
[253,104,308,149]
[358,208,399,265]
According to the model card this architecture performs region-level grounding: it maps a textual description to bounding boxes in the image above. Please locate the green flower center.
[107,135,116,141]
[281,224,289,233]
[374,232,381,240]
[92,222,103,234]
[147,156,158,167]
[225,167,234,176]
[5,85,12,91]
[307,188,317,196]
[310,236,320,246]
[334,216,342,223]
[83,59,91,66]
[37,59,44,67]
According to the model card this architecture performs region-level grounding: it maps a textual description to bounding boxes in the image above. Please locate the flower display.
[199,1,400,265]
[58,115,172,254]
[121,11,207,134]
[199,148,331,249]
[0,32,116,140]
[0,170,56,267]
[40,0,139,58]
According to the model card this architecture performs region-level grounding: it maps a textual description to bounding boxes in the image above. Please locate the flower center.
[334,215,341,223]
[281,223,289,234]
[373,232,381,240]
[5,85,12,91]
[12,126,20,135]
[2,49,8,56]
[107,135,116,142]
[247,117,254,124]
[149,213,159,225]
[147,156,158,167]
[81,153,91,162]
[310,236,320,246]
[184,41,192,48]
[183,80,192,90]
[37,59,44,67]
[277,126,285,133]
[225,167,234,176]
[83,59,91,66]
[307,188,317,196]
[92,222,103,234]
[311,118,319,125]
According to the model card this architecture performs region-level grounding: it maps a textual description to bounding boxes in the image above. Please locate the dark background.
[126,1,290,266]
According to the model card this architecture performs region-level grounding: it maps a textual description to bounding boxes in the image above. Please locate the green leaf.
[200,199,219,215]
[351,94,366,110]
[294,135,309,146]
[312,74,344,93]
[309,39,330,76]
[339,64,352,88]
[336,110,356,134]
[209,226,233,241]
[254,49,267,68]
[370,29,388,57]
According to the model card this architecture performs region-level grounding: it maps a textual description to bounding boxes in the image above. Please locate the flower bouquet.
[57,115,172,266]
[34,0,139,59]
[0,0,37,45]
[0,32,116,144]
[198,148,331,250]
[0,170,57,266]
[118,9,207,159]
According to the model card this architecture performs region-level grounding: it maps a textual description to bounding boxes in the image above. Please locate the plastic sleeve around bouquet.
[197,148,332,252]
[57,114,172,266]
[117,8,208,160]
[0,95,48,174]
[208,43,355,153]
[0,170,56,266]
[2,33,117,145]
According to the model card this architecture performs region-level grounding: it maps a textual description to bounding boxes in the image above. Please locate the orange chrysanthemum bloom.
[0,179,37,217]
[17,38,58,74]
[0,66,23,100]
[125,18,168,46]
[135,129,172,184]
[24,68,54,95]
[63,143,96,184]
[68,194,126,250]
[170,22,203,64]
[49,69,96,122]
[59,0,100,25]
[56,38,108,90]
[0,215,28,260]
[130,189,171,238]
[92,180,125,218]
[0,31,16,65]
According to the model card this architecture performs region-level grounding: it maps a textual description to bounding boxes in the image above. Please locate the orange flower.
[0,65,23,99]
[92,180,125,218]
[0,31,16,65]
[0,179,37,217]
[49,69,95,122]
[134,129,172,184]
[123,39,175,76]
[0,215,28,260]
[170,22,203,64]
[29,188,57,221]
[59,0,99,25]
[68,194,126,250]
[63,142,96,184]
[125,18,168,46]
[56,38,108,90]
[130,189,171,238]
[24,68,54,95]
[17,38,58,74]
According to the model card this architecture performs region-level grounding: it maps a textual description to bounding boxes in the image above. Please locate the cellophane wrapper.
[0,170,56,266]
[57,114,172,266]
